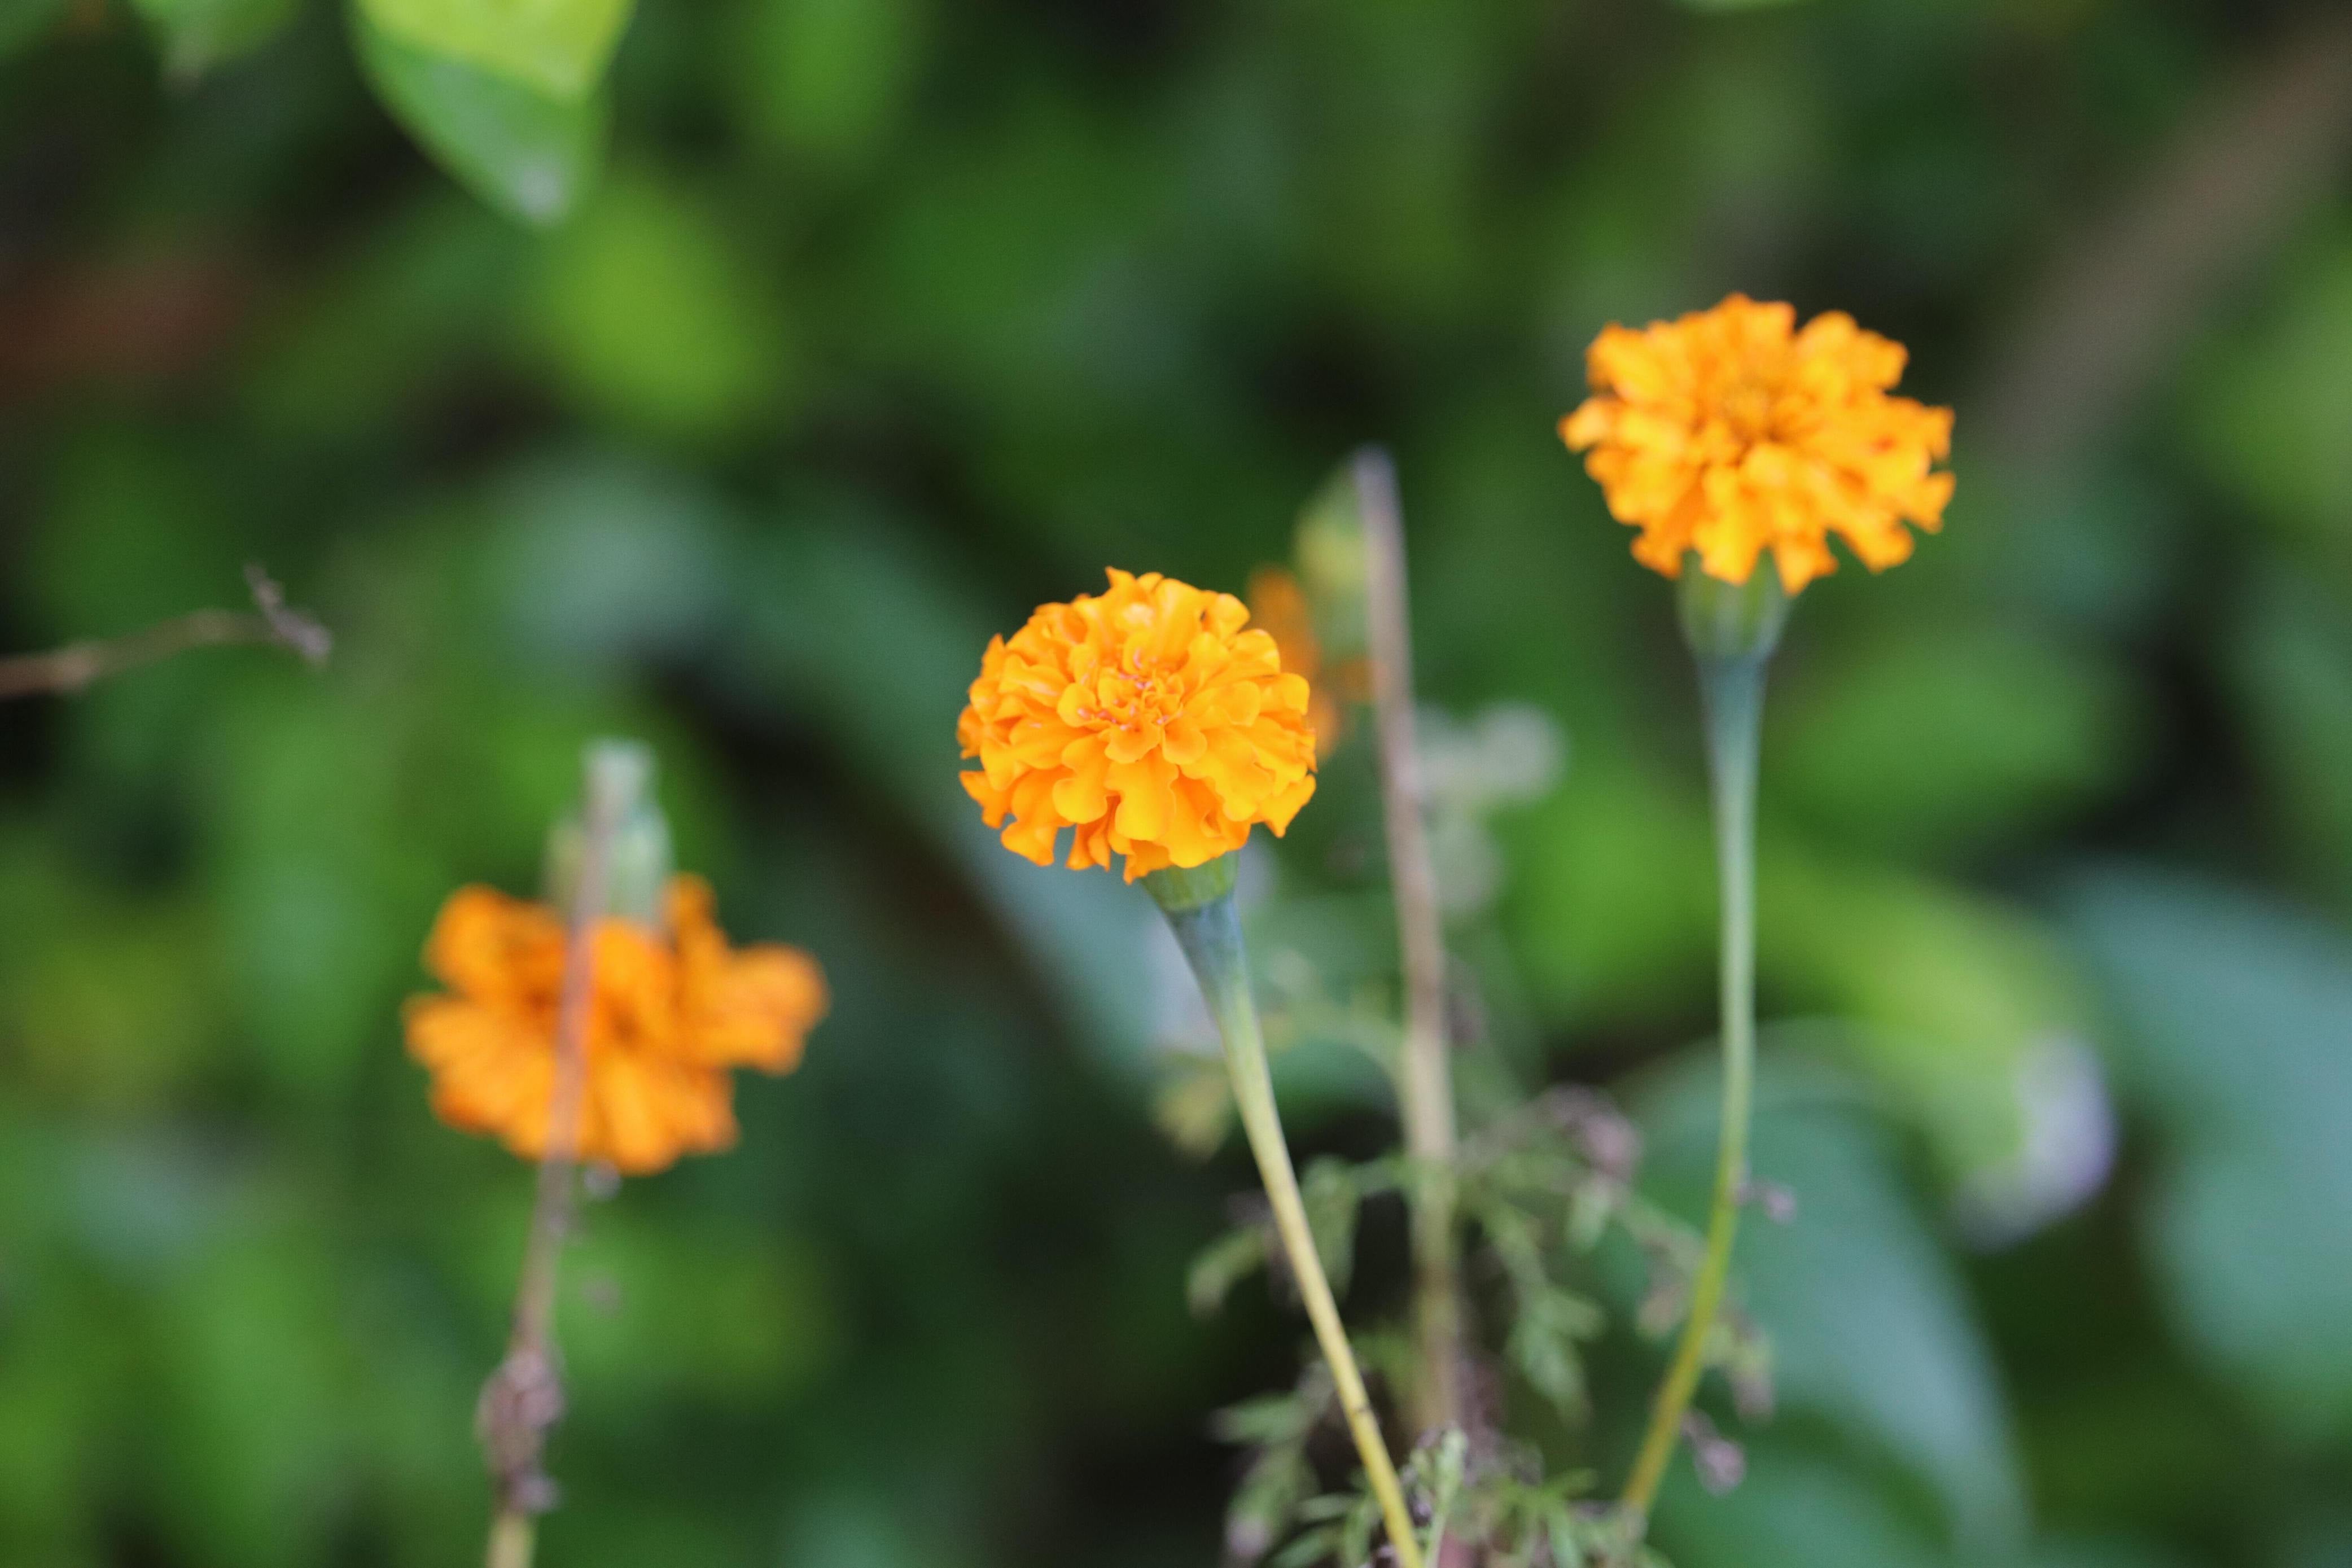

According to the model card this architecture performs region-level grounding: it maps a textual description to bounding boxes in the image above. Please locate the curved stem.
[1619,654,1764,1525]
[1162,889,1426,1568]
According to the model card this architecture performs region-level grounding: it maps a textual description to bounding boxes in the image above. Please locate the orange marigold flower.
[1560,294,1955,594]
[959,567,1318,882]
[403,875,826,1175]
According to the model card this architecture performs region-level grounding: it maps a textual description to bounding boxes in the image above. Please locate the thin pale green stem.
[1619,653,1764,1526]
[1162,889,1426,1568]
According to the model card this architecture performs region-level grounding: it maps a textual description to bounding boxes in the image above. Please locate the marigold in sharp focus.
[403,876,826,1175]
[1560,294,1955,594]
[959,568,1318,881]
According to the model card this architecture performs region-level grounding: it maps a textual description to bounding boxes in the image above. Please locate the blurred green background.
[6,0,2352,1563]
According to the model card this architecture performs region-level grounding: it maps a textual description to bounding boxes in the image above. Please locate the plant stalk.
[1158,881,1426,1568]
[1618,651,1765,1525]
[1352,445,1465,1437]
[0,563,329,699]
[486,1513,534,1568]
[478,743,644,1568]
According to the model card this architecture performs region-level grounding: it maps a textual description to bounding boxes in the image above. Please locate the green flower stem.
[1619,647,1766,1526]
[1152,866,1425,1568]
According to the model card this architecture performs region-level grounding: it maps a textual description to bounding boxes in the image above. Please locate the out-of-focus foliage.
[3,0,2352,1564]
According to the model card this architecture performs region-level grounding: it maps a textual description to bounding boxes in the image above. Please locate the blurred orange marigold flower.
[1246,566,1366,762]
[1560,294,1954,594]
[404,875,826,1175]
[959,567,1317,882]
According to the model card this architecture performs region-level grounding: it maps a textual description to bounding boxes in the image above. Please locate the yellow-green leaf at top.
[357,11,607,228]
[360,0,633,100]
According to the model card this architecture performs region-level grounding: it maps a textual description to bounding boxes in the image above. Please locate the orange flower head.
[958,568,1318,882]
[402,875,826,1175]
[1560,294,1954,594]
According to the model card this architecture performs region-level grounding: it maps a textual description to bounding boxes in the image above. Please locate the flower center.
[1721,375,1778,444]
[1070,652,1185,735]
[1103,666,1180,730]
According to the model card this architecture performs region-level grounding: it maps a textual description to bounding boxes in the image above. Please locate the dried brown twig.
[479,744,643,1568]
[0,562,330,699]
[1353,446,1468,1439]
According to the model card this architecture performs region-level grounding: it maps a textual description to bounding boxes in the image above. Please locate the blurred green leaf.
[1187,1225,1267,1318]
[360,0,631,99]
[1506,1285,1601,1423]
[2027,1539,2195,1568]
[2232,571,2352,909]
[1300,1157,1359,1299]
[730,0,923,168]
[1772,625,2141,860]
[481,452,734,668]
[1151,1053,1234,1158]
[1502,762,1714,1025]
[1640,1061,2026,1557]
[2068,869,2352,1441]
[527,170,791,440]
[1764,853,2099,1221]
[1659,1443,1948,1568]
[358,12,607,227]
[132,0,298,76]
[2191,232,2352,559]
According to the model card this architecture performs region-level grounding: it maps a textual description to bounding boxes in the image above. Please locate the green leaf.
[357,11,607,227]
[1186,1225,1268,1319]
[730,0,923,167]
[1506,1286,1601,1422]
[1658,1443,1948,1568]
[1338,1491,1377,1568]
[359,0,632,99]
[1211,1388,1320,1448]
[1151,1054,1234,1157]
[1300,1157,1361,1300]
[1227,1446,1313,1564]
[526,170,792,439]
[1772,625,2143,861]
[132,0,298,76]
[2189,235,2352,554]
[1267,1523,1339,1568]
[1637,1059,2027,1556]
[2067,869,2352,1440]
[2230,571,2352,908]
[1763,852,2099,1224]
